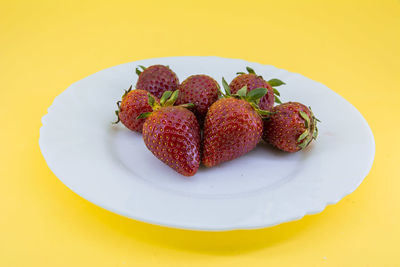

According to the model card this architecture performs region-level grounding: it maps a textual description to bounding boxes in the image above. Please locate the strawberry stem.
[113,85,132,124]
[159,91,172,105]
[164,90,179,106]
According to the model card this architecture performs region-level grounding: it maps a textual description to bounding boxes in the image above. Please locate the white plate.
[39,56,375,231]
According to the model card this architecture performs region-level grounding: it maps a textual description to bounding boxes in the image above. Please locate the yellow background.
[1,0,399,266]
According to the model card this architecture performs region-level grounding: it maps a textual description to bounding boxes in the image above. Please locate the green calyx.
[268,79,285,87]
[113,101,121,124]
[268,78,285,104]
[235,66,286,104]
[135,65,171,75]
[221,77,231,96]
[159,91,172,105]
[113,85,133,124]
[297,107,320,150]
[246,66,256,74]
[235,66,259,77]
[163,90,179,107]
[137,90,194,119]
[220,77,272,118]
[122,85,133,98]
[135,65,146,76]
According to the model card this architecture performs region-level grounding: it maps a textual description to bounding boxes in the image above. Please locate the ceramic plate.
[39,56,375,231]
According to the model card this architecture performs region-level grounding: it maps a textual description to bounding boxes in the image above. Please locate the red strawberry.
[176,74,220,125]
[229,66,285,110]
[202,81,270,167]
[135,65,179,99]
[114,86,159,133]
[263,102,319,152]
[140,91,201,176]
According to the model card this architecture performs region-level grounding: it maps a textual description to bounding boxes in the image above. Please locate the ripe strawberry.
[176,74,220,126]
[202,81,270,167]
[140,90,200,176]
[113,86,159,133]
[229,66,285,110]
[263,102,319,152]
[135,65,179,99]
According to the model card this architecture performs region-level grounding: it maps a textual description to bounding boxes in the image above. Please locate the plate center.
[111,127,302,197]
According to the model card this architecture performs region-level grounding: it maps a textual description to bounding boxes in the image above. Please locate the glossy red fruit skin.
[229,74,274,110]
[202,98,263,167]
[263,102,313,152]
[136,65,179,99]
[142,106,200,176]
[119,89,158,133]
[176,75,220,126]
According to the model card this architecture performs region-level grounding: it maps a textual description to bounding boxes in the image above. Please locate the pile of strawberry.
[114,64,319,176]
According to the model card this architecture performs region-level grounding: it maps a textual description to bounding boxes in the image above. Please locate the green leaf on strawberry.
[236,86,248,97]
[246,66,256,74]
[222,77,231,96]
[247,87,268,102]
[268,79,285,87]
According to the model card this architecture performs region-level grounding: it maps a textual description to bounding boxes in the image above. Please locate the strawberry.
[229,66,285,110]
[135,65,179,99]
[140,91,200,176]
[113,86,159,133]
[262,102,319,152]
[176,74,220,126]
[202,80,270,167]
